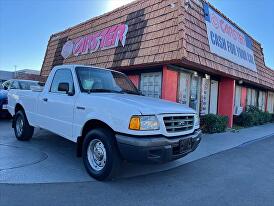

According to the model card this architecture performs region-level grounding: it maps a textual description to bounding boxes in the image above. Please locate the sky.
[0,0,273,72]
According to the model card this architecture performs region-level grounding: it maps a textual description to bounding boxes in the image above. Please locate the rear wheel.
[82,128,121,181]
[14,110,34,141]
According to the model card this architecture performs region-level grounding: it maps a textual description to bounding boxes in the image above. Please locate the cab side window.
[50,69,74,94]
[10,81,20,89]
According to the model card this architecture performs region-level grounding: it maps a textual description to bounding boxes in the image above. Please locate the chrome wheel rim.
[87,139,106,171]
[16,116,24,136]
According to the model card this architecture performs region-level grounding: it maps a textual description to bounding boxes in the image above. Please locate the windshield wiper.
[86,88,141,95]
[121,89,141,95]
[87,89,123,94]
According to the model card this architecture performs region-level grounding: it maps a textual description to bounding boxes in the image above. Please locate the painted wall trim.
[161,65,178,102]
[218,77,235,128]
[241,87,247,111]
[128,75,140,88]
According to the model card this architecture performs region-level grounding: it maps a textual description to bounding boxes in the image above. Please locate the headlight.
[194,114,200,127]
[129,115,160,130]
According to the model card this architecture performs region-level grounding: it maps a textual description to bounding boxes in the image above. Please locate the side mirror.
[58,82,70,94]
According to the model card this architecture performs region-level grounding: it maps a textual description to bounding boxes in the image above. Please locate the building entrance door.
[209,80,218,114]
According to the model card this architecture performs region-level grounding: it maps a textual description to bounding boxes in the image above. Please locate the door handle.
[76,106,85,110]
[42,98,48,102]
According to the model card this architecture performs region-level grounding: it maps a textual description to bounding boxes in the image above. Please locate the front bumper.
[116,129,202,163]
[0,110,10,118]
[0,104,9,116]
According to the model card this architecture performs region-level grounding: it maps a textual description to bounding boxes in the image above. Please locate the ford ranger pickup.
[8,64,201,180]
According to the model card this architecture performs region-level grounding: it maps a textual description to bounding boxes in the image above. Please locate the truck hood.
[99,93,196,115]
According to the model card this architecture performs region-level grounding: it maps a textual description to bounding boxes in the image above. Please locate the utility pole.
[14,65,17,79]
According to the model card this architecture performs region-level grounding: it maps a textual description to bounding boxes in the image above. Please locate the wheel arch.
[77,119,115,157]
[12,103,25,128]
[15,103,24,114]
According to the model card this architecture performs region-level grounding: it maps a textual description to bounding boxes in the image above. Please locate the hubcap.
[16,116,24,136]
[87,139,106,171]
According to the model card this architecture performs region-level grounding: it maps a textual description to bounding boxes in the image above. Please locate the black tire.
[14,110,34,141]
[82,128,121,181]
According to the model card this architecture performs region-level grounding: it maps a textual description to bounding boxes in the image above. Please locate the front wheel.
[14,110,34,141]
[82,128,121,181]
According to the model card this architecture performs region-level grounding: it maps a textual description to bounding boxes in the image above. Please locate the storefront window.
[234,85,242,115]
[258,91,266,111]
[177,70,219,116]
[267,92,274,113]
[189,75,201,113]
[252,89,258,106]
[140,72,162,98]
[178,72,191,106]
[247,88,258,107]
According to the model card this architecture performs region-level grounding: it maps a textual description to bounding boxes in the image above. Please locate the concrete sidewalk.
[1,120,274,184]
[122,123,274,178]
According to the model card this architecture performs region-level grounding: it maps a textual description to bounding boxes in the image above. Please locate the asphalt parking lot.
[1,119,274,184]
[1,118,274,206]
[0,118,193,183]
[1,130,274,206]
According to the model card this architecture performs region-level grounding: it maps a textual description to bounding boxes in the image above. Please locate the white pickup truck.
[8,65,201,180]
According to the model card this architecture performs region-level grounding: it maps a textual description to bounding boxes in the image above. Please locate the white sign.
[200,78,210,115]
[203,3,257,71]
[61,24,128,59]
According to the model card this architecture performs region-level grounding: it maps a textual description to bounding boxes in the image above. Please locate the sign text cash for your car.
[203,3,257,71]
[61,24,128,59]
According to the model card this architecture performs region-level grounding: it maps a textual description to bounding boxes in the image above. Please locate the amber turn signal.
[129,116,140,130]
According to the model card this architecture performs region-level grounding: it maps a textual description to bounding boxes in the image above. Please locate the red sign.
[61,24,128,59]
[210,12,245,46]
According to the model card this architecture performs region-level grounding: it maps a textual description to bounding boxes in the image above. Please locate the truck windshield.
[75,67,140,95]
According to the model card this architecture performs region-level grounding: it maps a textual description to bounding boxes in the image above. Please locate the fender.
[76,118,115,157]
[77,112,118,139]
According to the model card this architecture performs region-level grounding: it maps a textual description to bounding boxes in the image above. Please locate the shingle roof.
[41,0,274,90]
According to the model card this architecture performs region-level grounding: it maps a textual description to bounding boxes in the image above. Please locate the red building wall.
[218,78,235,128]
[161,65,178,102]
[128,75,140,88]
[241,87,247,110]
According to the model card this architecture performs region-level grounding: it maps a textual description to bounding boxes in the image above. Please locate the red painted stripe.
[161,65,178,102]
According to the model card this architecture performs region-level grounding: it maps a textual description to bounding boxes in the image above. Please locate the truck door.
[37,69,75,140]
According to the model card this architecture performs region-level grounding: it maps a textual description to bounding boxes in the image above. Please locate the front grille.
[163,115,194,133]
